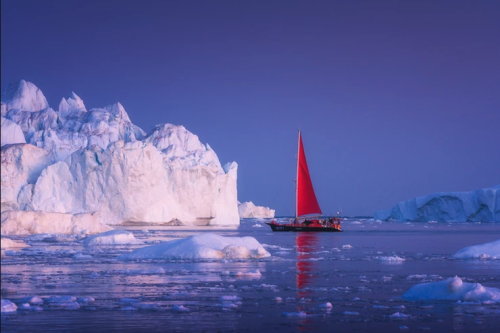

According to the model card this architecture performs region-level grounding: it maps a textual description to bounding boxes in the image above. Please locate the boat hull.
[265,222,342,232]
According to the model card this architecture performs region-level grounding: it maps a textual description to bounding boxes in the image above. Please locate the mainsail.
[296,131,322,217]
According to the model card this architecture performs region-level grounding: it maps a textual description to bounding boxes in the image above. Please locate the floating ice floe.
[118,233,270,260]
[20,296,43,305]
[389,312,410,319]
[221,269,262,278]
[343,311,359,315]
[342,244,353,249]
[171,305,190,313]
[379,256,405,263]
[452,239,500,260]
[318,302,333,309]
[82,230,142,246]
[402,276,500,302]
[1,299,17,313]
[252,224,263,228]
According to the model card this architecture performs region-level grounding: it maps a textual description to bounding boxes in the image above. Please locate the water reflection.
[295,233,320,330]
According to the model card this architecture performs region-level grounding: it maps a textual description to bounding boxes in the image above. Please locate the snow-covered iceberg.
[1,210,112,235]
[238,201,275,218]
[452,239,500,260]
[1,80,239,226]
[374,185,500,222]
[119,233,270,260]
[402,276,500,302]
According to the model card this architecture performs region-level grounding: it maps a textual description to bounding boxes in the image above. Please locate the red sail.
[296,132,322,217]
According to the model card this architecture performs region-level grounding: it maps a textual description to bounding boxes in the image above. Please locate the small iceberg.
[119,233,270,260]
[452,239,500,260]
[82,230,142,246]
[402,276,500,302]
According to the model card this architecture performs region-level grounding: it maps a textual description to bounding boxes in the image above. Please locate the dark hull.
[265,223,342,232]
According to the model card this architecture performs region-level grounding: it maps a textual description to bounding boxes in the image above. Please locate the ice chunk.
[73,253,93,259]
[342,244,353,249]
[379,256,405,263]
[1,211,112,235]
[343,311,359,315]
[318,302,333,309]
[452,239,500,259]
[171,305,190,313]
[1,117,25,146]
[82,230,142,246]
[119,233,270,260]
[20,296,43,305]
[1,299,18,312]
[238,201,275,218]
[282,311,307,317]
[0,237,29,249]
[389,312,410,319]
[403,276,500,302]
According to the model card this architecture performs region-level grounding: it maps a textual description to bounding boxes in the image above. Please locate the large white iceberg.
[374,185,500,222]
[1,210,112,235]
[402,276,500,303]
[1,80,239,226]
[119,233,270,260]
[238,201,275,218]
[452,239,500,259]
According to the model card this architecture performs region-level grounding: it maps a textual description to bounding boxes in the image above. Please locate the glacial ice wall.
[374,185,500,222]
[0,80,239,225]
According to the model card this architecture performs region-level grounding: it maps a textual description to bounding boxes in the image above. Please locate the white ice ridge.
[374,185,500,222]
[82,229,142,246]
[0,80,239,226]
[402,276,500,302]
[1,210,112,235]
[238,201,275,218]
[1,237,30,249]
[119,233,270,260]
[452,239,500,260]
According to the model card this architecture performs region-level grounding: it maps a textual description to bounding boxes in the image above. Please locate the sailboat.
[266,131,342,232]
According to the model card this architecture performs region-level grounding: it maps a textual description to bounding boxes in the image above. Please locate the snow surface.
[374,185,500,222]
[452,239,500,259]
[119,233,270,260]
[0,80,239,225]
[402,276,500,302]
[1,210,112,235]
[238,201,275,218]
[82,229,142,246]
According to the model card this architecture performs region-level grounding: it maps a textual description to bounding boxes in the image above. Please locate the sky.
[2,0,499,216]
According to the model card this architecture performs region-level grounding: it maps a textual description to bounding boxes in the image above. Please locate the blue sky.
[2,0,499,216]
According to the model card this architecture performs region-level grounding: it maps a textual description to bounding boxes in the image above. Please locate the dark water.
[2,219,500,332]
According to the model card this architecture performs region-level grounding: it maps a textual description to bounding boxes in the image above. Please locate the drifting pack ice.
[238,201,275,218]
[1,80,239,230]
[374,185,500,222]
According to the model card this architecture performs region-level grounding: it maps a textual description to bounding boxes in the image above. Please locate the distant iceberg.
[238,201,275,218]
[374,185,500,222]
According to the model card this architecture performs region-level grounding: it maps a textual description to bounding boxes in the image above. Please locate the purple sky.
[2,0,499,216]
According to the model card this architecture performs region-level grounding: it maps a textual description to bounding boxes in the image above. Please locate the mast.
[295,130,300,219]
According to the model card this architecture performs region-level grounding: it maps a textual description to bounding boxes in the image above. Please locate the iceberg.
[238,201,275,218]
[119,233,270,260]
[452,239,500,259]
[1,299,18,313]
[402,276,500,302]
[82,229,142,246]
[1,210,112,235]
[0,80,239,226]
[374,185,500,222]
